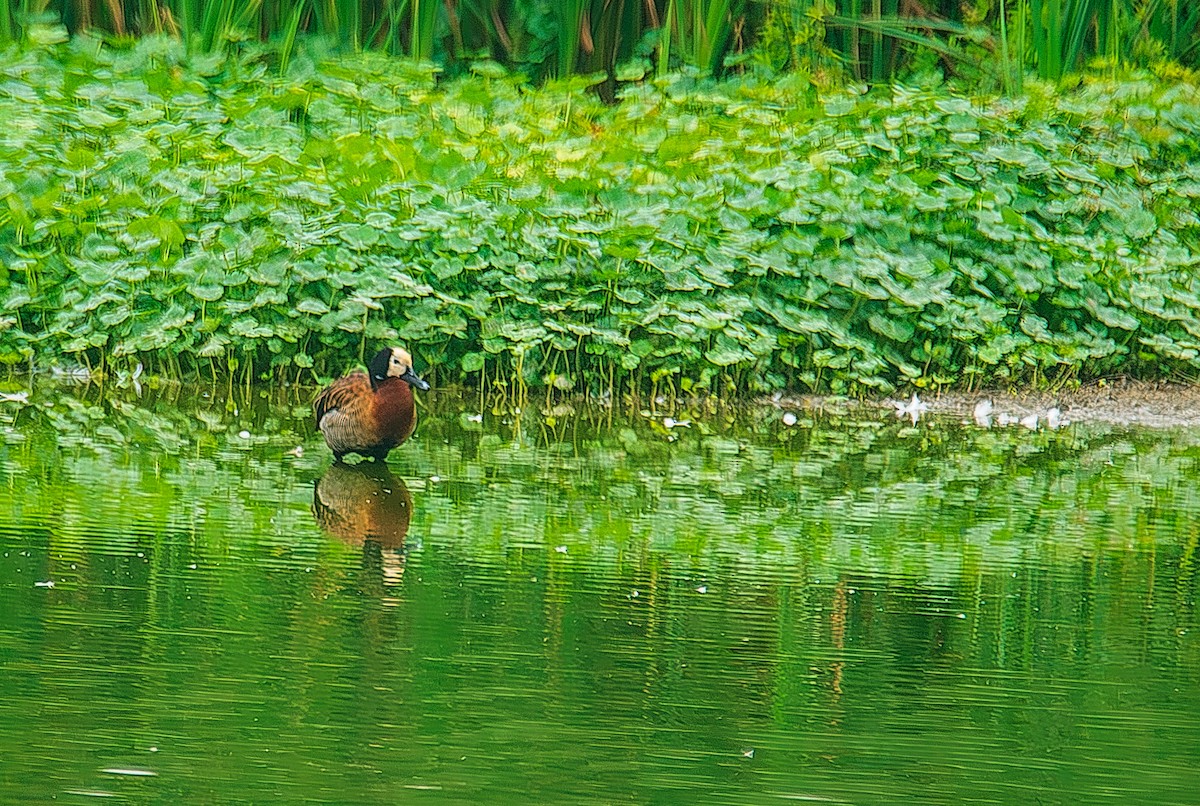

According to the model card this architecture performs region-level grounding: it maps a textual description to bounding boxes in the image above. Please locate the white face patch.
[387,349,412,378]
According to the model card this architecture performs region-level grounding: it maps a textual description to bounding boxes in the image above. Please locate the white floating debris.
[238,430,251,439]
[893,392,928,425]
[956,613,967,619]
[51,365,92,382]
[696,585,707,594]
[287,446,304,458]
[1020,414,1039,430]
[741,748,755,758]
[466,413,483,423]
[630,589,640,598]
[782,412,798,427]
[662,417,691,429]
[0,391,29,404]
[34,580,54,588]
[101,768,158,777]
[429,475,441,483]
[554,545,568,553]
[1046,407,1063,429]
[973,399,993,428]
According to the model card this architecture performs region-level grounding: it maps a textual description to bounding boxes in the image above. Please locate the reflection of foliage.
[2,44,1200,395]
[0,388,1197,802]
[3,385,1200,581]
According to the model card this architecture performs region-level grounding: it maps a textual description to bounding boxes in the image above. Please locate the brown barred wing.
[314,372,376,457]
[314,371,369,425]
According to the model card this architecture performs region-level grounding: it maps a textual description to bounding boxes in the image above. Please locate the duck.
[313,346,430,461]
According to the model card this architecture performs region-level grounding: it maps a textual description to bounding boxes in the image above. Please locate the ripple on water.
[1,394,1199,803]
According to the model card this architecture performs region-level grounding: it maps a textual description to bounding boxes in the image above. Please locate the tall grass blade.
[827,14,975,79]
[410,0,439,61]
[0,3,14,42]
[586,0,642,78]
[278,0,307,73]
[998,0,1013,93]
[553,0,586,76]
[658,0,746,74]
[198,0,237,51]
[340,0,361,50]
[1028,0,1101,80]
[1061,0,1096,77]
[1140,0,1200,63]
[232,0,266,36]
[658,0,676,75]
[870,0,882,82]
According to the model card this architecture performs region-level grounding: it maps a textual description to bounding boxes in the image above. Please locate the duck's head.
[369,347,430,391]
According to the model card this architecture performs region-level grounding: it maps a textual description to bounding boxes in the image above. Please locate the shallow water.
[1,386,1197,804]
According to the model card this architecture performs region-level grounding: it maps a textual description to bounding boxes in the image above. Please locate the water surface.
[1,386,1197,803]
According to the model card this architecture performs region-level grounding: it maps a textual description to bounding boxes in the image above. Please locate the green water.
[1,387,1197,804]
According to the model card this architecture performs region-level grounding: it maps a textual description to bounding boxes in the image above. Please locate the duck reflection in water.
[312,462,412,587]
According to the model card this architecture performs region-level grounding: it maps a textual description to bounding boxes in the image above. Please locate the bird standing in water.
[314,347,430,461]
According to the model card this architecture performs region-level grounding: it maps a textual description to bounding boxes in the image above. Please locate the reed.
[0,1,1196,87]
[1139,0,1200,64]
[658,0,745,75]
[553,0,586,76]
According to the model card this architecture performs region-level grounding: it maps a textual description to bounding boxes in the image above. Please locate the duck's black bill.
[401,369,430,391]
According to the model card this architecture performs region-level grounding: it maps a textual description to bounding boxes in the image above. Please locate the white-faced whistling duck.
[313,347,429,461]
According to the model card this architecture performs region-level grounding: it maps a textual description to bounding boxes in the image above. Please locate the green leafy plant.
[1,40,1200,396]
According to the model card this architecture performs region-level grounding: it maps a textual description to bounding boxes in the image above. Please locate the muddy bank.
[897,380,1200,428]
[778,380,1200,429]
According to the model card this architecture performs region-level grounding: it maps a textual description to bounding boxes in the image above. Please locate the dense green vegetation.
[1,38,1199,395]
